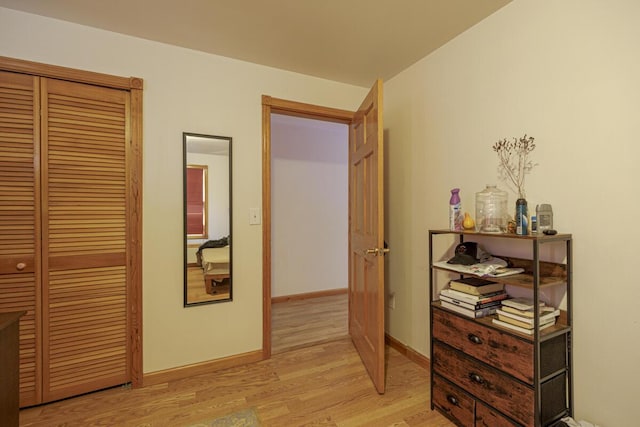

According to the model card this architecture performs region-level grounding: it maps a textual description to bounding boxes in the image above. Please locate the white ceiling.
[0,0,511,87]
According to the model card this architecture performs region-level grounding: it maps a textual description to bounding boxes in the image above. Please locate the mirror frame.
[183,132,232,307]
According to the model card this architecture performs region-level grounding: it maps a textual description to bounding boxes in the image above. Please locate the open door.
[349,79,386,393]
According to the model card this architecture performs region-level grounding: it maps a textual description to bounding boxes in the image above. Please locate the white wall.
[271,114,348,297]
[384,0,640,425]
[0,7,367,373]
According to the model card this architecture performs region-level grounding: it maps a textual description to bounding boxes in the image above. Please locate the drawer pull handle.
[467,333,482,345]
[446,394,459,406]
[16,262,26,271]
[469,372,485,384]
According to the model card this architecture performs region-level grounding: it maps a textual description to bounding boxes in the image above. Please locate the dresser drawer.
[433,342,534,426]
[433,306,533,383]
[432,374,474,427]
[476,401,519,427]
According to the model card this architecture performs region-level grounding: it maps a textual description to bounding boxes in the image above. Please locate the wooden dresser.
[0,311,25,427]
[429,230,573,427]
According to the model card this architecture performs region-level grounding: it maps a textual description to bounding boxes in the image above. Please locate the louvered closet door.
[41,78,130,402]
[0,70,41,407]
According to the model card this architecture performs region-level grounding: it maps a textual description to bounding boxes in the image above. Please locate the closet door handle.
[16,262,26,271]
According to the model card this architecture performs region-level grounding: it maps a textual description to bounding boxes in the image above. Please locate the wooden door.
[41,78,130,402]
[349,80,386,393]
[0,70,42,406]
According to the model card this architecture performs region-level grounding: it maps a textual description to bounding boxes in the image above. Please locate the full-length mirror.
[183,132,232,306]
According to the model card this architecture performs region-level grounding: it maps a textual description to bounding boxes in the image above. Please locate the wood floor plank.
[20,339,454,426]
[20,294,454,426]
[271,293,348,354]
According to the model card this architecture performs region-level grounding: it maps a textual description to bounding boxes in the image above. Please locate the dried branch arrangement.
[492,135,537,199]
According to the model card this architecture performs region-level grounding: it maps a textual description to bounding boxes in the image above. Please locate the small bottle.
[515,198,528,235]
[536,204,553,232]
[531,215,537,234]
[449,188,462,231]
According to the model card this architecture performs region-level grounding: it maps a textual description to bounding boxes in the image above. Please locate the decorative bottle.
[449,188,462,231]
[462,212,475,230]
[515,198,528,235]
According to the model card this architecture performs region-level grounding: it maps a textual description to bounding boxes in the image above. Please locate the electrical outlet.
[388,293,396,309]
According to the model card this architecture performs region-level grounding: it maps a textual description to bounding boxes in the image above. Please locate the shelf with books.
[428,229,573,426]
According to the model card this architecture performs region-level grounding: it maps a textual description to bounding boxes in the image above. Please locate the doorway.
[269,113,349,353]
[263,81,386,392]
[261,96,354,358]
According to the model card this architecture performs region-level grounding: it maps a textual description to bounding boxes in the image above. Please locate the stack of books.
[439,277,507,318]
[491,298,560,335]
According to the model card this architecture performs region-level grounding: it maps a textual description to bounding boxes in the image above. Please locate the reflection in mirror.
[183,132,232,306]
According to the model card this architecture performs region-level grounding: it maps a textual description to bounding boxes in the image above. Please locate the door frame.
[261,96,354,358]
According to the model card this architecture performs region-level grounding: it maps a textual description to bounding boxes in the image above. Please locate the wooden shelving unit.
[429,229,573,427]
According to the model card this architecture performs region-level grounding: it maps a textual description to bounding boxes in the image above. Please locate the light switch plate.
[249,208,261,225]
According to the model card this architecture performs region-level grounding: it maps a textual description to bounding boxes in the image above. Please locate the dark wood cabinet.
[429,230,573,427]
[0,311,24,427]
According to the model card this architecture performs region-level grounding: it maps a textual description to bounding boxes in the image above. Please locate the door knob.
[365,247,390,256]
[16,262,26,271]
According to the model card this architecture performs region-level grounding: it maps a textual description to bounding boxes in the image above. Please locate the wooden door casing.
[348,80,385,393]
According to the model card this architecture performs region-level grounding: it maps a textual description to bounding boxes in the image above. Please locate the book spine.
[496,309,559,325]
[442,288,506,302]
[441,296,501,310]
[473,305,499,318]
[477,293,509,304]
[440,289,479,304]
[448,283,480,295]
[441,301,497,318]
[475,300,503,310]
[492,319,533,335]
[439,296,475,311]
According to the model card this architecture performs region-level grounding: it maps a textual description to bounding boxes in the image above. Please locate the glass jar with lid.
[475,185,508,233]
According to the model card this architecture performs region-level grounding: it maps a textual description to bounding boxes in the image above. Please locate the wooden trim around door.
[0,55,143,90]
[261,95,353,359]
[271,288,348,304]
[128,86,144,387]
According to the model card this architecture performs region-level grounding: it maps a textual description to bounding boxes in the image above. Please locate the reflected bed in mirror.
[183,132,232,306]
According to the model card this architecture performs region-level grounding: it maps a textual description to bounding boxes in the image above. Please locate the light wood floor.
[271,293,349,354]
[20,294,455,427]
[20,338,453,427]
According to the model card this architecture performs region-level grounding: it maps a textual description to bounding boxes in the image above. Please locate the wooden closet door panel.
[0,70,42,407]
[41,78,130,402]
